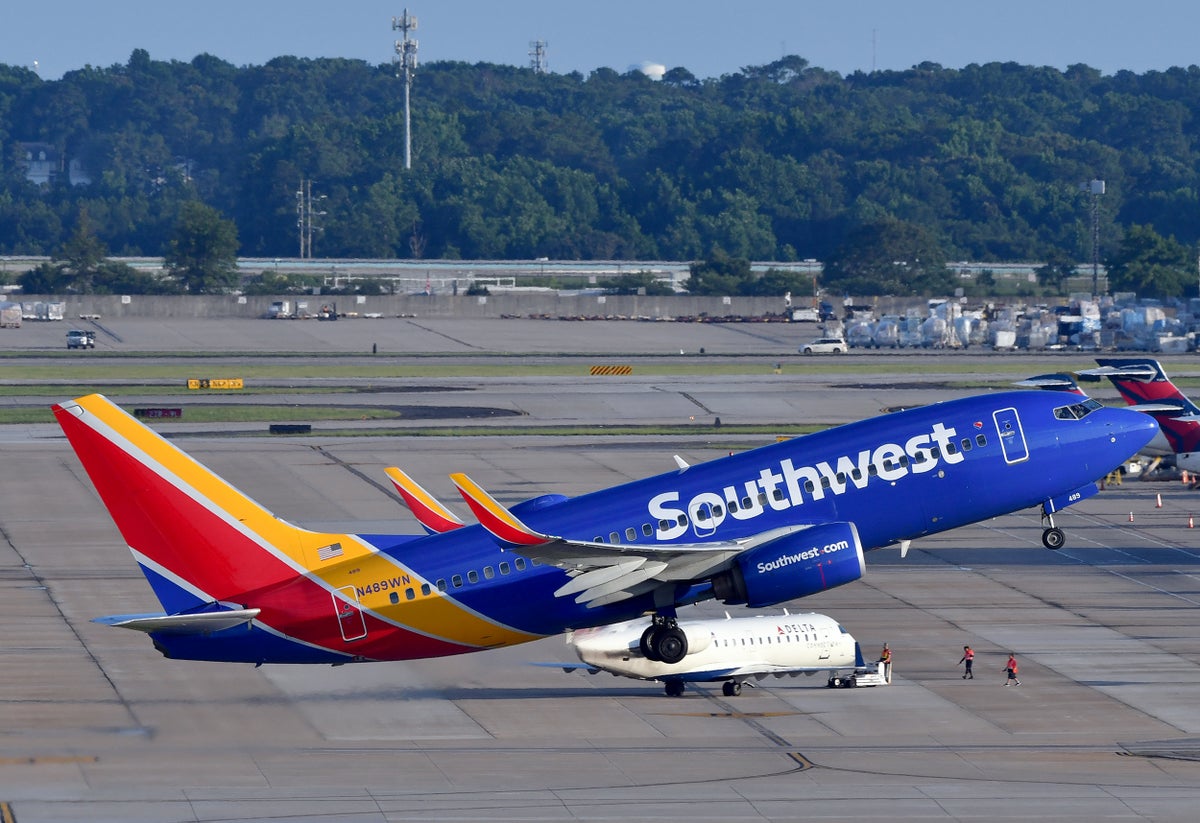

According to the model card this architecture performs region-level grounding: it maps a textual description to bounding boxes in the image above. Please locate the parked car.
[800,337,847,355]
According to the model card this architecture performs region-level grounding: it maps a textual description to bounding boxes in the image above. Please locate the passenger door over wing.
[993,407,1029,464]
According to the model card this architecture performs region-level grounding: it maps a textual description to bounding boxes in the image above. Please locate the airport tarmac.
[2,320,1200,821]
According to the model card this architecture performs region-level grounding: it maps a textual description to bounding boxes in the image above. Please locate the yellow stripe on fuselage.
[70,394,541,649]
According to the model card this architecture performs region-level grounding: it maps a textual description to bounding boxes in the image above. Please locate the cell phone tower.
[529,40,548,74]
[392,9,418,170]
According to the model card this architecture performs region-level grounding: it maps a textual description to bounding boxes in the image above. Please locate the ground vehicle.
[66,329,96,349]
[800,337,847,354]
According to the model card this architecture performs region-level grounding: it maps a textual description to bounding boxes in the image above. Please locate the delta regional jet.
[559,611,863,697]
[54,391,1155,667]
[1081,358,1200,473]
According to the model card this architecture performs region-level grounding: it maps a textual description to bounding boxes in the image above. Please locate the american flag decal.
[317,542,344,561]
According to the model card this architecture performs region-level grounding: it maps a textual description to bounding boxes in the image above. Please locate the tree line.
[3,51,1200,296]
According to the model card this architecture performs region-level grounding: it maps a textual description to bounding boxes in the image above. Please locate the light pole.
[392,10,418,171]
[1080,179,1105,296]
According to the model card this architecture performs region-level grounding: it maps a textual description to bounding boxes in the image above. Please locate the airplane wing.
[385,467,466,534]
[450,472,815,608]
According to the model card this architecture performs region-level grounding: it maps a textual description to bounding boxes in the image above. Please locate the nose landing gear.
[1041,509,1066,550]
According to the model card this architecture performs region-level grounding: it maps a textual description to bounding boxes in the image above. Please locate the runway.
[2,320,1200,821]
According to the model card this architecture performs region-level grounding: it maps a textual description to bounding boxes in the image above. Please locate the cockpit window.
[1053,398,1103,420]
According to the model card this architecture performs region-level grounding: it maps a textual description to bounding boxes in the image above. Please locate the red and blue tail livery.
[1082,357,1200,470]
[54,390,1155,666]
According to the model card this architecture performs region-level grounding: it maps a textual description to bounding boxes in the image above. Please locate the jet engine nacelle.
[711,522,865,608]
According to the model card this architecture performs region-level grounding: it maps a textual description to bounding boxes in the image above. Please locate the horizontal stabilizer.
[385,467,465,534]
[450,473,553,546]
[94,608,260,635]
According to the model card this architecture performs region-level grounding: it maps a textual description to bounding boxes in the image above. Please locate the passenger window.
[946,442,958,455]
[741,497,751,508]
[389,592,400,604]
[405,588,415,601]
[961,438,972,451]
[804,480,815,493]
[436,579,447,592]
[728,500,739,512]
[642,523,653,536]
[678,514,688,526]
[483,566,495,579]
[467,570,479,584]
[499,562,510,575]
[515,558,527,571]
[451,574,463,588]
[594,536,604,543]
[421,583,431,596]
[609,531,620,543]
[898,456,909,467]
[659,519,670,531]
[836,472,847,483]
[976,434,987,446]
[758,492,768,505]
[773,488,785,501]
[625,527,637,541]
[713,505,723,517]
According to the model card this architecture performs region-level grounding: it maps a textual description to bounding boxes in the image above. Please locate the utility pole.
[295,180,325,259]
[392,10,419,170]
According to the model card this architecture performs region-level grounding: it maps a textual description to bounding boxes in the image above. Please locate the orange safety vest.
[1006,658,1018,673]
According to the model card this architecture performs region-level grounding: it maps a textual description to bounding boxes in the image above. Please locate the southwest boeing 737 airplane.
[53,391,1156,666]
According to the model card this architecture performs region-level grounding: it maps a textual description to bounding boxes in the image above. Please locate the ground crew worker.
[959,645,974,679]
[879,643,892,683]
[1003,652,1021,686]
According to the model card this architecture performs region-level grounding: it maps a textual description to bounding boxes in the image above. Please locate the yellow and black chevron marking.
[1,800,15,823]
[187,378,244,390]
[588,365,633,375]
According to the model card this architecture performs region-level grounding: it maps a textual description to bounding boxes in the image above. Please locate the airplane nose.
[1102,406,1160,460]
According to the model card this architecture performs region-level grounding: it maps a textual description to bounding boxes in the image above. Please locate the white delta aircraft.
[557,611,882,696]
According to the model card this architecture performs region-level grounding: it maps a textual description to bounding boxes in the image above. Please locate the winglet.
[385,468,465,534]
[450,473,552,546]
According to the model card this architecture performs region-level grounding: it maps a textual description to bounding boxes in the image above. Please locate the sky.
[4,1,1200,82]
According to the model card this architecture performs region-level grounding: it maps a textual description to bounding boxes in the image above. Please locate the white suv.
[800,337,847,355]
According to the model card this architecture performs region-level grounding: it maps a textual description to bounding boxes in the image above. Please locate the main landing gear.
[1041,509,1066,550]
[640,614,689,665]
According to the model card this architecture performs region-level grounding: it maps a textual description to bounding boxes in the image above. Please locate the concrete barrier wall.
[20,294,930,320]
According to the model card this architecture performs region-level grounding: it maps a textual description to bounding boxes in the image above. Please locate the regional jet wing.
[450,472,813,607]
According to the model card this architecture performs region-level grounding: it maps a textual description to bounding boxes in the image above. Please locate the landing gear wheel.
[640,625,661,661]
[664,680,685,697]
[1042,527,1066,550]
[722,681,742,697]
[653,627,688,665]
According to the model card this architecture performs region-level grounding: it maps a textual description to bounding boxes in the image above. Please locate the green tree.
[683,253,752,295]
[1104,224,1193,298]
[164,201,239,293]
[822,219,952,295]
[1035,249,1077,295]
